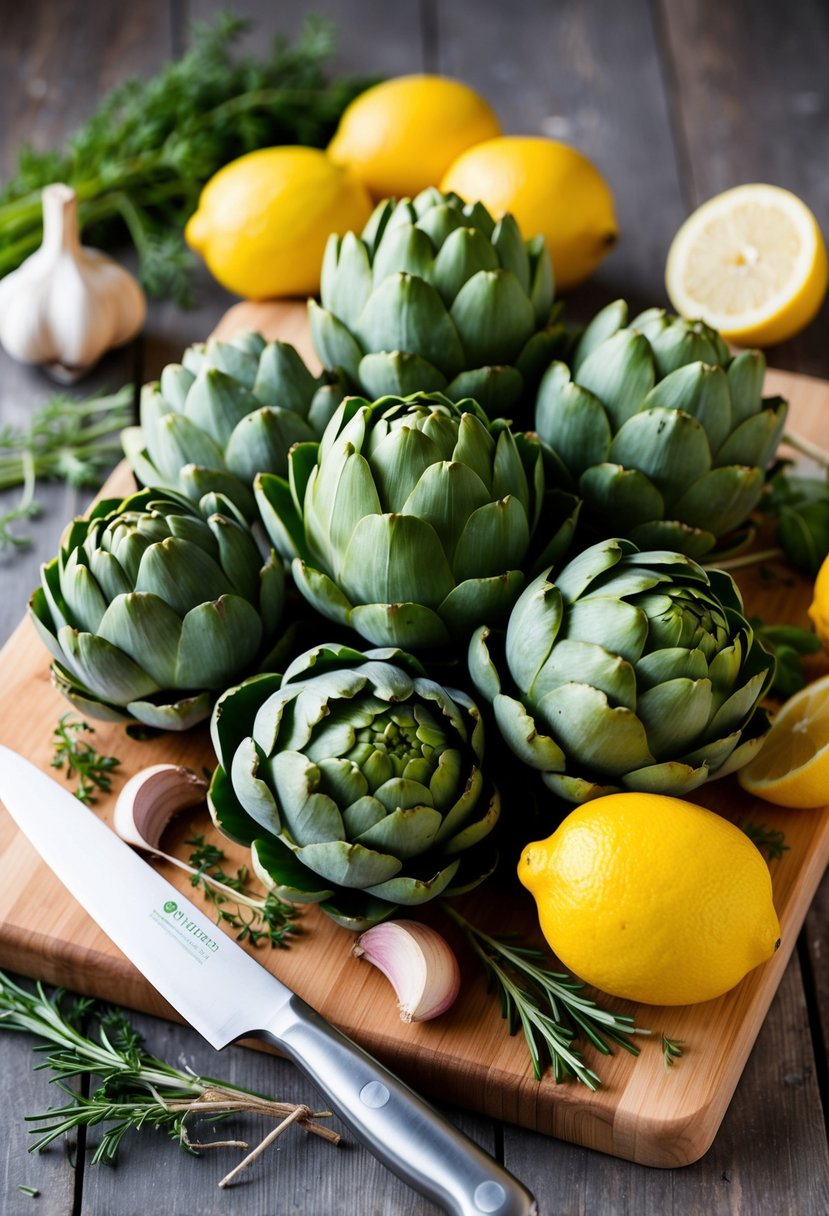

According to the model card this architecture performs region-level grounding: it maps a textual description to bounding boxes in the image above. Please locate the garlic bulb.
[0,183,146,382]
[353,920,462,1023]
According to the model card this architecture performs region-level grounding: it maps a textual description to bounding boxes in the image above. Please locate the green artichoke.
[29,488,285,730]
[309,187,565,418]
[122,330,343,520]
[255,391,578,650]
[469,538,775,805]
[535,300,788,557]
[208,643,499,929]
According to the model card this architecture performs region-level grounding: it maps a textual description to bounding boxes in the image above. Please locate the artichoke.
[309,187,566,418]
[29,488,285,730]
[122,330,343,520]
[535,300,788,557]
[469,538,775,805]
[208,643,499,929]
[255,391,578,650]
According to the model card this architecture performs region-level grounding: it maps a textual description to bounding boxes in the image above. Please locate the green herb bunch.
[0,12,373,305]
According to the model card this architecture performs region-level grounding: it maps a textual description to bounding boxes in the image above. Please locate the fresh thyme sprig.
[50,715,122,805]
[742,821,790,861]
[445,907,647,1088]
[0,972,339,1173]
[0,386,133,550]
[185,835,300,948]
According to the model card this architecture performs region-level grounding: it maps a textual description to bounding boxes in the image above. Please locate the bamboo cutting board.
[0,299,827,1169]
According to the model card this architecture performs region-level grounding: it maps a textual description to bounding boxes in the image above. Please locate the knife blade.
[0,744,537,1216]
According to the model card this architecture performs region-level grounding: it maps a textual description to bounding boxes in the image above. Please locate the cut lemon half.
[666,184,828,346]
[738,672,829,807]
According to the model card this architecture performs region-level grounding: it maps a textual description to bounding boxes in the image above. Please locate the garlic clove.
[353,920,461,1023]
[113,763,208,869]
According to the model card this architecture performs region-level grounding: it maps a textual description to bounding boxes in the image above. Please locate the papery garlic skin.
[113,763,208,856]
[353,920,462,1023]
[0,183,146,381]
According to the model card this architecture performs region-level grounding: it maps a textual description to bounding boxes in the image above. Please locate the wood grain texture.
[0,301,827,1170]
[655,0,829,378]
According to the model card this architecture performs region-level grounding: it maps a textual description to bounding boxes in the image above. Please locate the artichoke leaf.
[622,759,709,796]
[210,673,283,770]
[636,677,714,758]
[371,222,435,287]
[452,496,531,582]
[530,638,637,710]
[230,737,282,835]
[609,408,712,501]
[349,601,452,649]
[251,835,336,904]
[176,596,262,689]
[340,512,454,608]
[439,569,525,637]
[96,592,181,687]
[536,682,654,777]
[672,466,766,536]
[535,363,613,476]
[61,548,108,633]
[445,366,524,416]
[492,692,567,772]
[224,408,315,484]
[365,859,460,905]
[354,273,465,380]
[56,625,161,703]
[432,225,500,304]
[356,803,443,859]
[576,329,655,431]
[185,369,261,448]
[505,571,563,693]
[308,300,364,382]
[467,625,503,704]
[572,299,628,372]
[491,213,531,291]
[296,839,402,889]
[358,351,447,400]
[450,269,536,367]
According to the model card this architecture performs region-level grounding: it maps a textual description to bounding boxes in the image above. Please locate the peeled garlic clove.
[353,920,461,1023]
[113,763,208,861]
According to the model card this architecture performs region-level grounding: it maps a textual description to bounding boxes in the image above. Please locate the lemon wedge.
[738,672,829,807]
[666,184,828,346]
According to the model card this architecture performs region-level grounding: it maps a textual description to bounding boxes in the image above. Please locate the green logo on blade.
[163,900,177,914]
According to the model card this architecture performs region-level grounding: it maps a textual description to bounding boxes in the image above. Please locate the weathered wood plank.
[78,1008,495,1215]
[502,953,829,1215]
[434,0,687,321]
[656,0,829,374]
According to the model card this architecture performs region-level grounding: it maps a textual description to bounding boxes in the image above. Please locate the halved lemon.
[666,184,828,346]
[738,672,829,807]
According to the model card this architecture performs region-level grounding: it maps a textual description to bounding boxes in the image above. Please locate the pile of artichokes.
[29,188,787,927]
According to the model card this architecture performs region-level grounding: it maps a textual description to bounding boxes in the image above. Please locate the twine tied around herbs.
[163,1087,341,1188]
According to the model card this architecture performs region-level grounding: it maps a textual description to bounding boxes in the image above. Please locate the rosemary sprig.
[661,1034,684,1070]
[742,821,790,861]
[446,906,647,1088]
[185,835,300,948]
[0,972,339,1172]
[50,715,122,804]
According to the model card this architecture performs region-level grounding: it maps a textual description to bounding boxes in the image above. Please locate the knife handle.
[258,993,538,1216]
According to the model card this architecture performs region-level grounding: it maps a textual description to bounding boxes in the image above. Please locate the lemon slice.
[666,184,828,346]
[738,672,829,807]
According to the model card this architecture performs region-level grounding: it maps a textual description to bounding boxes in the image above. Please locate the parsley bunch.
[0,12,372,306]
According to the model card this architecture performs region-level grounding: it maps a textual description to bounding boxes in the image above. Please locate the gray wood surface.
[0,1,827,1213]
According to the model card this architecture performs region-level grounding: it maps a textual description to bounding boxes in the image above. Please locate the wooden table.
[1,2,828,1213]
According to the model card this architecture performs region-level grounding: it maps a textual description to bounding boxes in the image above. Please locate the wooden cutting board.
[0,299,827,1169]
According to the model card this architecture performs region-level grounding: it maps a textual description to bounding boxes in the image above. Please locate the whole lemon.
[327,74,501,200]
[440,136,618,291]
[518,793,780,1006]
[184,147,373,299]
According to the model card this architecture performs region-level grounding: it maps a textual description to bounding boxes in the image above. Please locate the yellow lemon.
[518,793,780,1006]
[327,74,501,200]
[808,554,829,651]
[665,184,828,346]
[184,147,372,299]
[738,672,829,808]
[440,136,618,291]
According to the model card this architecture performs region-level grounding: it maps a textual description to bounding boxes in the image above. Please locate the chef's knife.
[0,744,537,1216]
